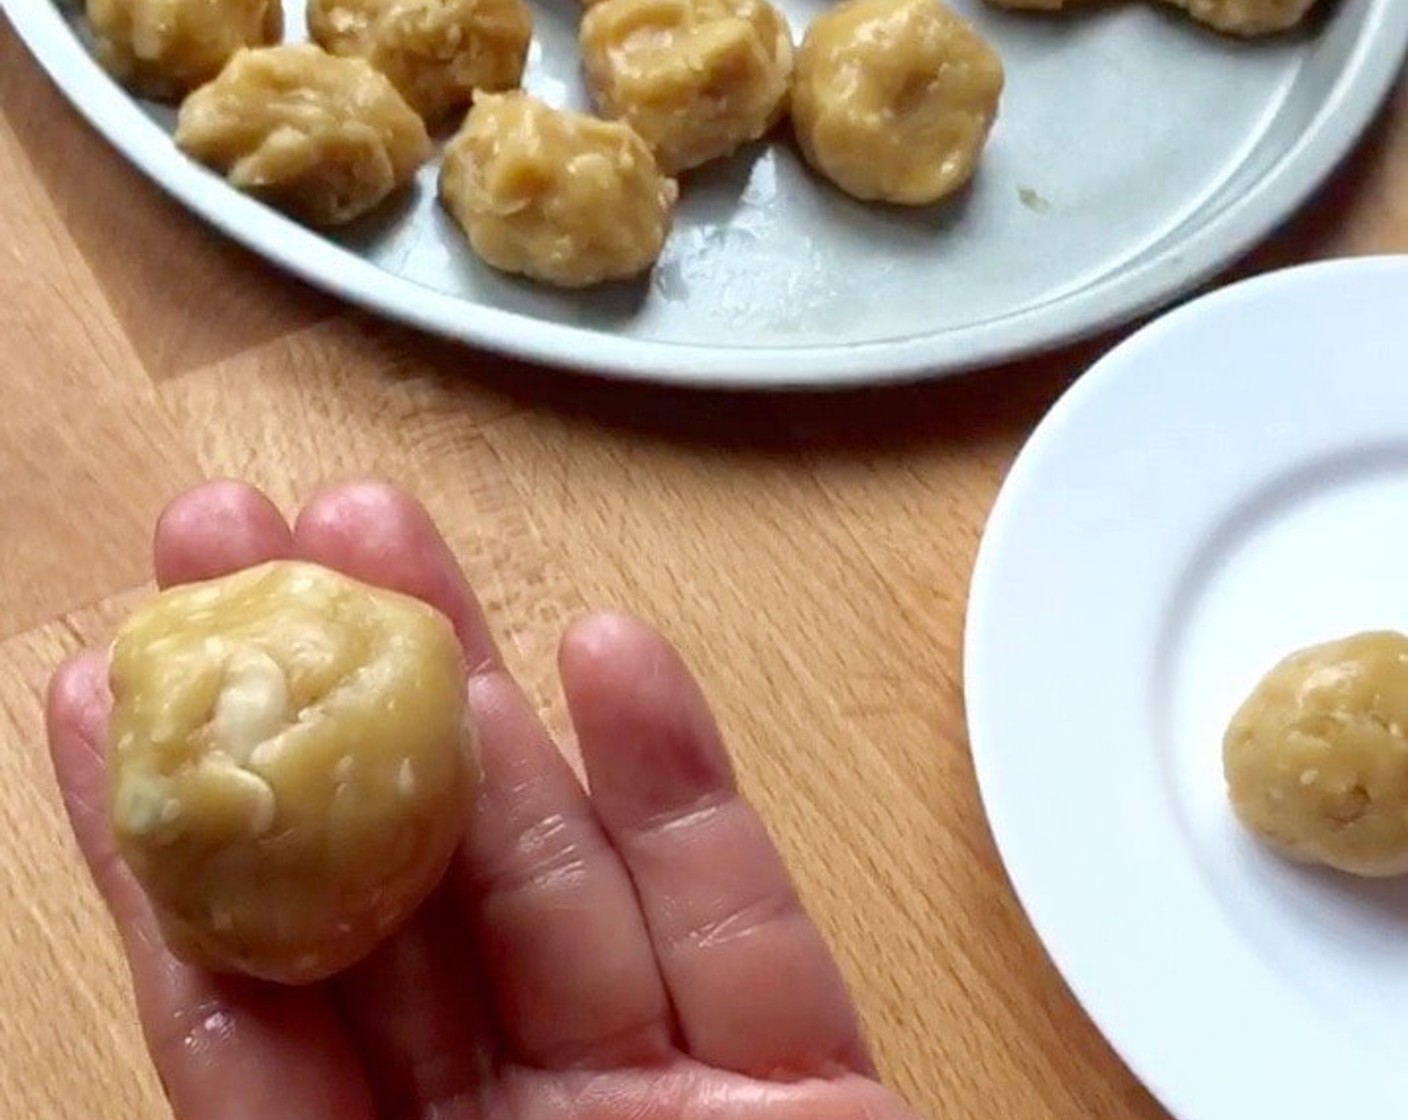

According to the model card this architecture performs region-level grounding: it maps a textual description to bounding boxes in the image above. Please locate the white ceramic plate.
[4,0,1406,387]
[964,254,1408,1119]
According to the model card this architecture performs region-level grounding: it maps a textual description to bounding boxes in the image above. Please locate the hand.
[44,479,921,1120]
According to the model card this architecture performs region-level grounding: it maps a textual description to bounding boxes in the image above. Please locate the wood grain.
[0,11,1402,1118]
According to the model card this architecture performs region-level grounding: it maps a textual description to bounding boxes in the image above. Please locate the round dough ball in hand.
[791,0,1004,206]
[307,0,534,124]
[107,560,475,985]
[1158,0,1321,36]
[86,0,282,101]
[438,90,679,288]
[175,45,433,228]
[1224,631,1408,878]
[580,0,794,175]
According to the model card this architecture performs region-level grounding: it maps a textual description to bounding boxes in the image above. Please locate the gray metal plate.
[7,0,1406,386]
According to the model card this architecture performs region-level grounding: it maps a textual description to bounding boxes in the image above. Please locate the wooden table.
[1,16,1403,1117]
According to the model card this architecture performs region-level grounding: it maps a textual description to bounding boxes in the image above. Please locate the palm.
[45,480,919,1120]
[486,1061,908,1119]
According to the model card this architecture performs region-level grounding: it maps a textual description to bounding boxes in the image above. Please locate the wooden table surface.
[1,15,1403,1117]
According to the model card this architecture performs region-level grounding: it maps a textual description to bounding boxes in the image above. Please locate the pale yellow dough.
[1224,631,1408,878]
[108,560,475,985]
[307,0,533,123]
[175,45,433,227]
[438,91,678,288]
[1160,0,1321,36]
[86,0,282,101]
[580,0,794,175]
[790,0,1004,206]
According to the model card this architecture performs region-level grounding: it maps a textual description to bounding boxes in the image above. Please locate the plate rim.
[962,253,1408,1120]
[5,1,1406,389]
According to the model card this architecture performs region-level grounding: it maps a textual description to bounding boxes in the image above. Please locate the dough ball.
[1158,0,1321,36]
[307,0,533,123]
[174,45,433,227]
[580,0,794,175]
[107,560,474,985]
[791,0,1004,205]
[86,0,282,101]
[438,90,679,288]
[1224,631,1408,878]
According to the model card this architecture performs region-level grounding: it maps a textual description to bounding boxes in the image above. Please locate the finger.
[560,613,876,1081]
[47,652,150,932]
[153,480,293,588]
[293,480,506,1110]
[292,478,499,672]
[334,885,495,1117]
[45,653,375,1120]
[295,479,675,1070]
[460,667,674,1069]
